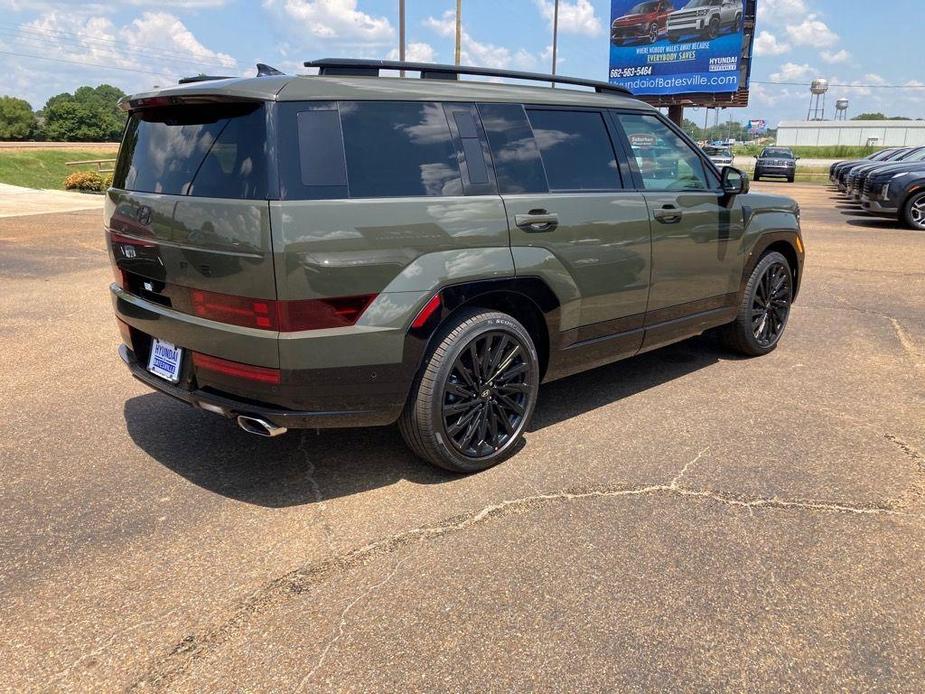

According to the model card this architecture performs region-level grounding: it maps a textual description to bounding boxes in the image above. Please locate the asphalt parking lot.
[1,182,924,691]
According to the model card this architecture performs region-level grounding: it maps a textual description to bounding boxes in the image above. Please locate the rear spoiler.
[117,94,263,113]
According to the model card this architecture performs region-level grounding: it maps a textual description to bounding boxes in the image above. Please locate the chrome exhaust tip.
[237,415,287,438]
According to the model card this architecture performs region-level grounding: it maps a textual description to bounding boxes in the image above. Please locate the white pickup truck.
[666,0,742,41]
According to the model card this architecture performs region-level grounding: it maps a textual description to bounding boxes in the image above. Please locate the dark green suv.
[109,59,804,472]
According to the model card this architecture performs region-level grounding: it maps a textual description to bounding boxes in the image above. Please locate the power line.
[753,80,925,89]
[0,24,237,73]
[0,49,174,78]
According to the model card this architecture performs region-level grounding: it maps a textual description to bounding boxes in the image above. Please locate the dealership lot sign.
[608,0,747,97]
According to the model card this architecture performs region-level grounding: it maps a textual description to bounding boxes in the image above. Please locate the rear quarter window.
[280,101,464,199]
[113,102,268,200]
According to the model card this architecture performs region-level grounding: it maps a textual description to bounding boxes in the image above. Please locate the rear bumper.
[120,344,402,428]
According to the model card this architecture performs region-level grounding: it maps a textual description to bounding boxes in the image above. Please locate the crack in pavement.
[889,318,924,371]
[128,450,924,691]
[884,434,925,510]
[47,607,179,687]
[292,555,413,692]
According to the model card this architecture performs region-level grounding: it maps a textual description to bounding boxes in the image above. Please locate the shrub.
[102,172,113,189]
[64,170,105,192]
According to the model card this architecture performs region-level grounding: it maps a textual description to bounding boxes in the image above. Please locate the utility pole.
[399,0,405,76]
[455,0,462,65]
[551,0,559,84]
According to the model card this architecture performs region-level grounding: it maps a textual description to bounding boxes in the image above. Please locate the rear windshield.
[113,102,268,199]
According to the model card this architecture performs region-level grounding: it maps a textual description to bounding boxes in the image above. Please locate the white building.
[776,120,925,148]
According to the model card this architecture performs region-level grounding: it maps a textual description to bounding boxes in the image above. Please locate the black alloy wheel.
[441,331,529,459]
[399,309,540,472]
[707,17,720,38]
[751,260,792,348]
[720,251,794,356]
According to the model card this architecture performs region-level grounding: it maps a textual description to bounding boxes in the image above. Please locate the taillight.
[191,289,278,330]
[277,295,377,331]
[186,289,376,332]
[191,352,281,384]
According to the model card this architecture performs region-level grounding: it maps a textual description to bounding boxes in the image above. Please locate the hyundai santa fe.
[108,59,804,472]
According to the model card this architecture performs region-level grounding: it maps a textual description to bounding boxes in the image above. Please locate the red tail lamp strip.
[411,293,442,329]
[186,288,377,332]
[191,352,281,384]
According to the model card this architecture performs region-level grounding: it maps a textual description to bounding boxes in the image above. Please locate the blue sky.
[1,0,923,126]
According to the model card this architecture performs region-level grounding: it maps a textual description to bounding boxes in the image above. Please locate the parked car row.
[830,146,925,230]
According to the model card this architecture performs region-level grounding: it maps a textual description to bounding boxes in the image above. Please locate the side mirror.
[721,166,749,195]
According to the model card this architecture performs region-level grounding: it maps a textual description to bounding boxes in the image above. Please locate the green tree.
[852,112,886,120]
[42,84,127,141]
[0,96,35,140]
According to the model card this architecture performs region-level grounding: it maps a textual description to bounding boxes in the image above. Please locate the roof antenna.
[256,63,285,77]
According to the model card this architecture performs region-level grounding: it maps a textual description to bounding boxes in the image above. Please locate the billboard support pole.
[668,104,683,127]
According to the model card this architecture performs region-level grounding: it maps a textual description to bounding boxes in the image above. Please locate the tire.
[648,22,658,43]
[706,17,720,39]
[903,191,925,230]
[720,251,794,357]
[753,173,760,182]
[399,308,540,473]
[788,176,795,183]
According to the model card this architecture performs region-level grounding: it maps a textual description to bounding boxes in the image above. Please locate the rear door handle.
[515,209,559,233]
[653,205,683,224]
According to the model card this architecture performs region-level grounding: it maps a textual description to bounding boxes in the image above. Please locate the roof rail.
[303,58,632,96]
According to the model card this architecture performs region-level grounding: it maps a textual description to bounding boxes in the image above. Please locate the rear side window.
[526,109,622,191]
[282,101,464,199]
[478,103,548,194]
[341,101,462,198]
[113,103,267,199]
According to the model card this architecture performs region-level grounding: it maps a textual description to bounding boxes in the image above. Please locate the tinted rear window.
[342,101,461,198]
[113,103,268,199]
[478,103,548,194]
[526,109,621,191]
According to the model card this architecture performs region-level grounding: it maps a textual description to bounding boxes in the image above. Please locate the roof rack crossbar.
[303,59,631,96]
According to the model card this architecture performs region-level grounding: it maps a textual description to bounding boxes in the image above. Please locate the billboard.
[608,0,750,99]
[747,119,767,133]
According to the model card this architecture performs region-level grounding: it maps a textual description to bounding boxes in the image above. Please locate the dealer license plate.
[147,339,183,383]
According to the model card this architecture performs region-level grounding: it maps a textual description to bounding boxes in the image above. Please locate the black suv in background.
[754,147,797,183]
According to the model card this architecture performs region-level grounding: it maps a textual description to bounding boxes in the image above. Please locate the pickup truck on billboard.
[609,0,747,96]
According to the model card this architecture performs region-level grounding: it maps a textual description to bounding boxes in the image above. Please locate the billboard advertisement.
[608,0,747,97]
[747,119,767,133]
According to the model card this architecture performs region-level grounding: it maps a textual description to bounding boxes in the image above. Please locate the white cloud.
[386,41,436,63]
[769,62,816,83]
[786,15,839,48]
[820,48,850,64]
[753,31,790,56]
[424,10,534,68]
[534,0,602,36]
[757,0,808,24]
[20,10,236,73]
[263,0,393,42]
